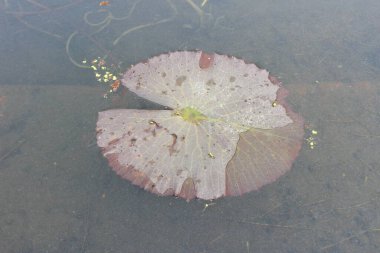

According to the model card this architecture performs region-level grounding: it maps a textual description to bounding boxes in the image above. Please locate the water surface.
[1,1,379,252]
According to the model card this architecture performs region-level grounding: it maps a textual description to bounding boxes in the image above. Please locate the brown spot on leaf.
[108,138,120,146]
[149,120,161,128]
[130,138,137,146]
[206,79,216,86]
[176,76,187,86]
[168,133,178,156]
[136,77,143,89]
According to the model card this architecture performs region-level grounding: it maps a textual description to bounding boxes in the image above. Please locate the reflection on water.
[1,0,379,252]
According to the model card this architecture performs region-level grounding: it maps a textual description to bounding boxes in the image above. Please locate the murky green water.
[1,1,379,252]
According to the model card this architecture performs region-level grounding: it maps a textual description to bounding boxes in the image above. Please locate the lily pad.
[96,51,304,200]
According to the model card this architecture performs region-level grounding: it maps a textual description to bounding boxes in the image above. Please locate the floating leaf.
[96,51,304,200]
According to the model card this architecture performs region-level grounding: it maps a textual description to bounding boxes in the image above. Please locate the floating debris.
[99,1,110,7]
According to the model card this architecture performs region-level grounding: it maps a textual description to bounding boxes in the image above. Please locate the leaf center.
[177,107,207,124]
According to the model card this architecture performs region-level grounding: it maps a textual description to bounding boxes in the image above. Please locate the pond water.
[1,1,379,252]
